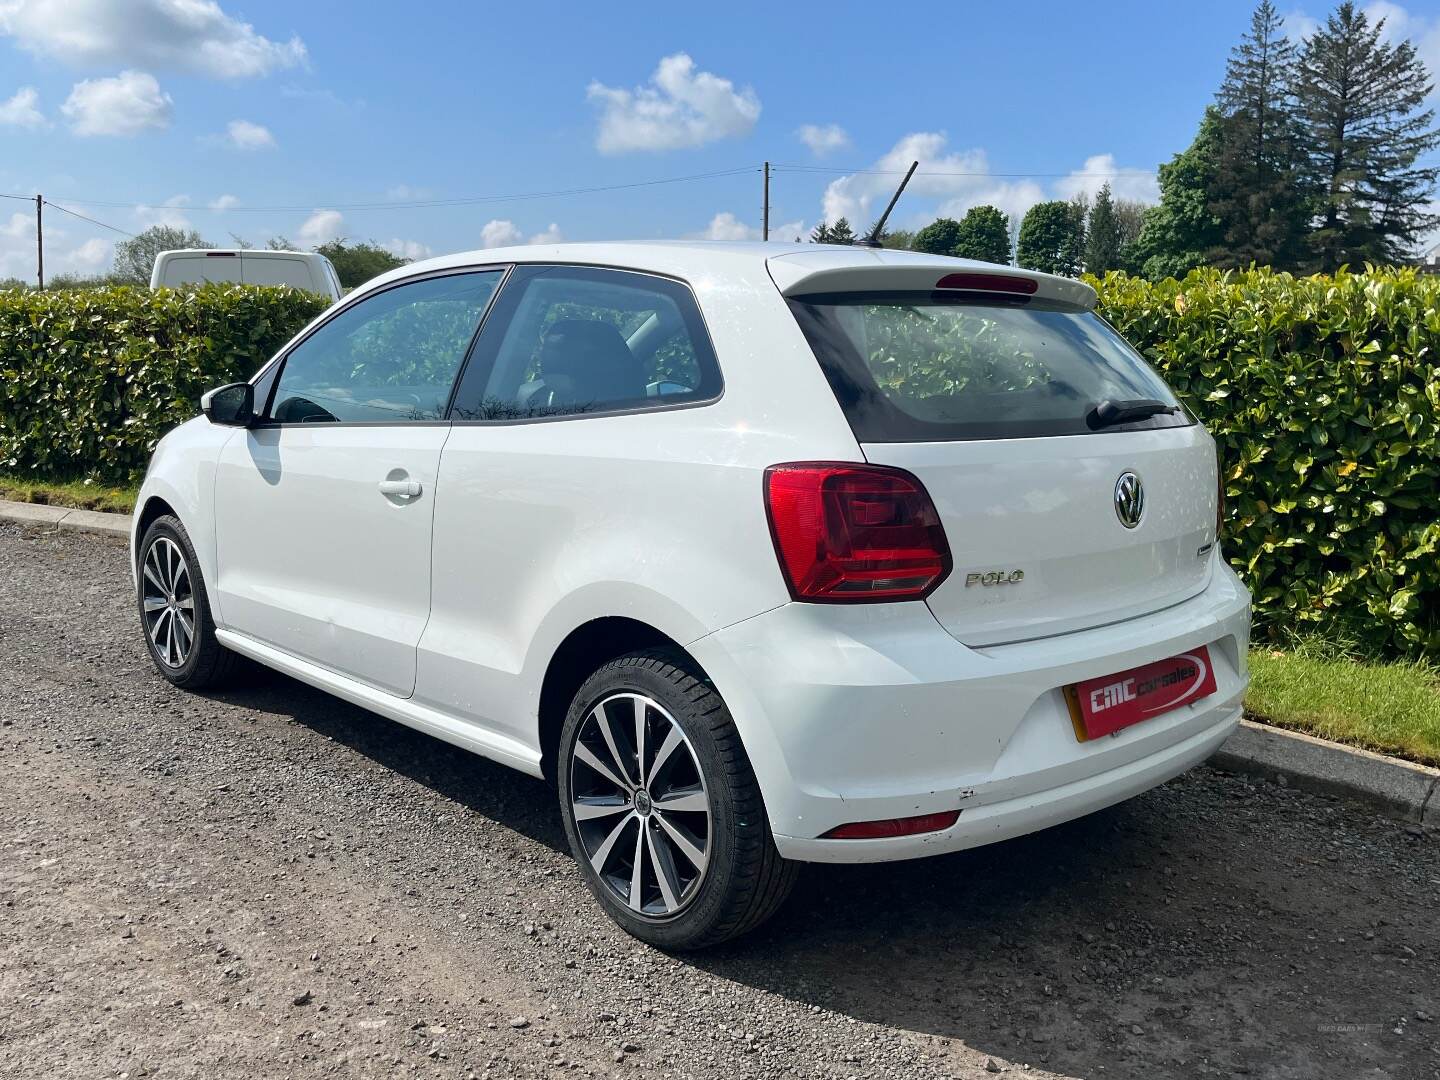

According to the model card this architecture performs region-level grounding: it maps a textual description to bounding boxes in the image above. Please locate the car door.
[213,268,505,695]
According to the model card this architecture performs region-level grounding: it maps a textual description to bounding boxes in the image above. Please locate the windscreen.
[787,292,1191,441]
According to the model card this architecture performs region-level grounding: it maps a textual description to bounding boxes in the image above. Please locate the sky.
[3,0,1440,281]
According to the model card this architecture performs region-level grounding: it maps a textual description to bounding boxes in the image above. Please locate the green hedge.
[1091,266,1439,656]
[0,284,328,483]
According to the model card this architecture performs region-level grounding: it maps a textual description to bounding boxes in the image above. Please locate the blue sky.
[3,0,1440,279]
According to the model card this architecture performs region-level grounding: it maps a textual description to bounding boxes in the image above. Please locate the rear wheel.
[137,515,237,689]
[557,649,796,949]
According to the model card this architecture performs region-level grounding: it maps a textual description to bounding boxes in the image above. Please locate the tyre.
[136,514,238,690]
[557,649,797,950]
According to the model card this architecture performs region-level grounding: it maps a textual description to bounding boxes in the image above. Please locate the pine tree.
[827,217,857,245]
[1209,0,1310,268]
[1295,1,1440,269]
[1084,184,1123,274]
[809,221,833,244]
[954,206,1011,264]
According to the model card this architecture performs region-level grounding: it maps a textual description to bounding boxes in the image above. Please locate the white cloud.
[297,208,343,245]
[0,86,45,129]
[384,238,431,260]
[69,236,110,270]
[0,212,111,281]
[1,210,32,239]
[587,53,760,153]
[62,70,171,136]
[208,193,238,210]
[385,183,431,201]
[528,223,563,245]
[692,210,805,242]
[0,0,307,79]
[820,133,1157,232]
[134,194,191,229]
[1054,153,1159,204]
[480,219,522,248]
[796,123,849,157]
[223,118,274,150]
[823,132,1045,227]
[1282,8,1320,40]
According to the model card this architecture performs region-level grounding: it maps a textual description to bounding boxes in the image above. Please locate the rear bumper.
[688,560,1251,863]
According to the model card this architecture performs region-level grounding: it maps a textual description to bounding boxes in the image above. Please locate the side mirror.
[201,382,255,427]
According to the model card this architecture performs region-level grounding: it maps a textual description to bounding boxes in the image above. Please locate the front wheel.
[557,650,797,950]
[136,514,237,689]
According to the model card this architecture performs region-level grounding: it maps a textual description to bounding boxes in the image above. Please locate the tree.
[1016,200,1084,275]
[1084,184,1123,274]
[1294,1,1440,270]
[111,225,211,284]
[1130,109,1227,279]
[809,218,857,245]
[1114,198,1149,272]
[881,228,915,250]
[1209,1,1310,268]
[912,217,963,257]
[313,239,409,289]
[954,206,1011,264]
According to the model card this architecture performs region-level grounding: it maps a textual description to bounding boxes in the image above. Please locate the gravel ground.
[1,521,1437,1080]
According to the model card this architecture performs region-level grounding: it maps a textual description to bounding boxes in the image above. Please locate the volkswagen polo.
[133,242,1251,949]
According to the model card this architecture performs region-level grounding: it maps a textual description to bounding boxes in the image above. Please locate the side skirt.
[215,628,544,779]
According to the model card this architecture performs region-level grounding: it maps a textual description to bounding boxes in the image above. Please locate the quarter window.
[452,266,721,421]
[266,271,503,424]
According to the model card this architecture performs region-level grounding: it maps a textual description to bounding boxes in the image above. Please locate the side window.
[267,271,502,423]
[453,266,721,421]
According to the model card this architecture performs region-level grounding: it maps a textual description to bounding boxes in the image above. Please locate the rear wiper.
[1086,398,1180,430]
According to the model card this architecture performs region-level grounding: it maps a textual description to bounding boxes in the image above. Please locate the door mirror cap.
[201,381,254,427]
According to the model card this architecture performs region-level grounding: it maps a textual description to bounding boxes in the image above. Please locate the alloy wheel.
[141,536,195,668]
[568,692,712,918]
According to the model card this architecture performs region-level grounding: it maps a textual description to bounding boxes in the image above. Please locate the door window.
[451,266,722,421]
[266,271,503,424]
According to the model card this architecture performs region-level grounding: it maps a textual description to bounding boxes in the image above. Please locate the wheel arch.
[537,616,717,782]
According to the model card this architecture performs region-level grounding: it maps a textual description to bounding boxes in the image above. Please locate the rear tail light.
[822,810,960,839]
[934,272,1037,295]
[764,462,952,602]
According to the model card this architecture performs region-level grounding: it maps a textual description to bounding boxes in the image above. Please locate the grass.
[1247,640,1440,768]
[0,473,138,515]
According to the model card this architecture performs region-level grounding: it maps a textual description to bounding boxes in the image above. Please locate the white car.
[151,248,343,301]
[133,242,1250,948]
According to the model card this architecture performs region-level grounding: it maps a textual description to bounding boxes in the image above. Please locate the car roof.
[155,249,319,258]
[357,241,1097,309]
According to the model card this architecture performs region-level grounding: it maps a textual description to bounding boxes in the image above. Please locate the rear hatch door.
[775,254,1218,646]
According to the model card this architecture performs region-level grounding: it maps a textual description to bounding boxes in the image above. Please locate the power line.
[770,163,1150,178]
[0,192,37,201]
[42,200,137,237]
[35,166,762,215]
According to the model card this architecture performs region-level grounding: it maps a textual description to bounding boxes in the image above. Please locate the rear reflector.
[822,810,960,840]
[934,272,1037,294]
[764,462,952,602]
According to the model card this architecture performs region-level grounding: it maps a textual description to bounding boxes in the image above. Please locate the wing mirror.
[200,381,255,427]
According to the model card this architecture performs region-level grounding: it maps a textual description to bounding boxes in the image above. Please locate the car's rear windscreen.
[787,291,1192,441]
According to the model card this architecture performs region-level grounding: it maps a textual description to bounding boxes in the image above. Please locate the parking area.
[1,522,1436,1080]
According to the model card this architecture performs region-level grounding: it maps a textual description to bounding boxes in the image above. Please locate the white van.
[150,249,342,301]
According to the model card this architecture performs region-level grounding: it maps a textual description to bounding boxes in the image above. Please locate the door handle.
[378,478,422,498]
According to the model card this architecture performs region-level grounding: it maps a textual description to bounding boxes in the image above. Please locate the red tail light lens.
[764,463,952,602]
[822,810,960,839]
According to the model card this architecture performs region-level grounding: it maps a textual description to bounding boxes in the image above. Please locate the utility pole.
[762,162,770,241]
[35,194,43,290]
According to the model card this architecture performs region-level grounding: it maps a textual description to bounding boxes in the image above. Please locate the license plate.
[1065,646,1218,741]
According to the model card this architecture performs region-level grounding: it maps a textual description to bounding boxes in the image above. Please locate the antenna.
[856,160,918,247]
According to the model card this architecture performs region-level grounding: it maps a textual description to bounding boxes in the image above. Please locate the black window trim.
[445,262,726,427]
[248,263,514,429]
